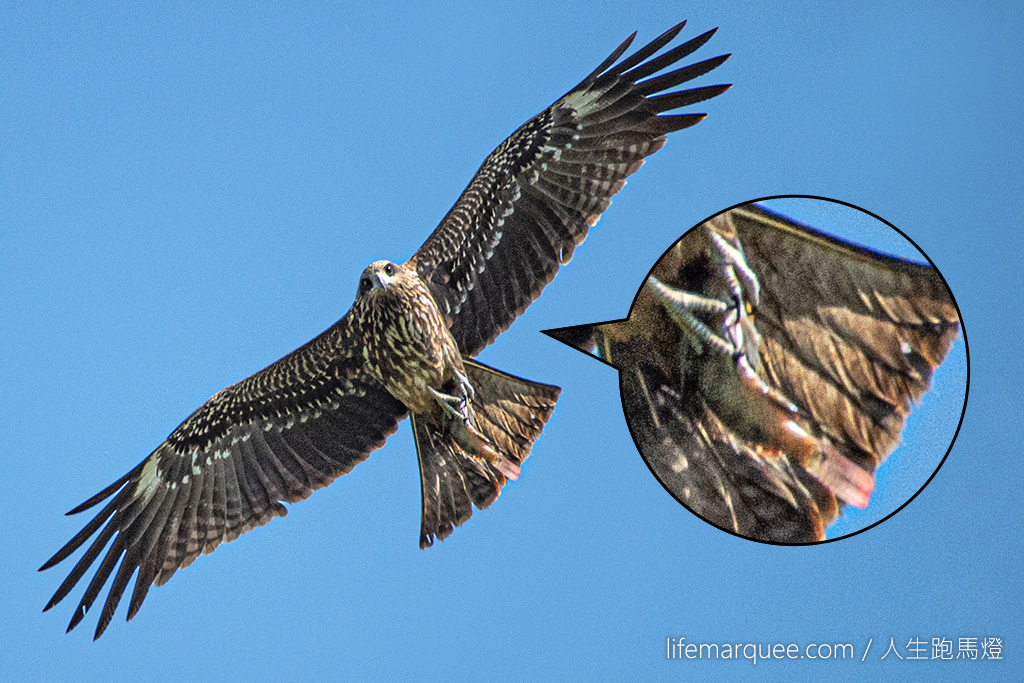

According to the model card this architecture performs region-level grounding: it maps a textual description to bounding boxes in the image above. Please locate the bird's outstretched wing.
[408,21,730,357]
[40,314,406,639]
[549,204,961,541]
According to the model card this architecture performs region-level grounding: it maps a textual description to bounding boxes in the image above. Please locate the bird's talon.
[428,386,466,420]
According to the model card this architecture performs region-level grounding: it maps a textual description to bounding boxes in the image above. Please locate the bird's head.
[357,260,403,299]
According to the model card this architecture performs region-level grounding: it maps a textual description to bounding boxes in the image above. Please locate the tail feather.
[413,416,494,548]
[464,359,561,468]
[413,359,560,548]
[803,440,875,510]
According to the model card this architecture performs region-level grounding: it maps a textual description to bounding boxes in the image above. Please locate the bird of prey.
[41,22,731,638]
[546,202,962,543]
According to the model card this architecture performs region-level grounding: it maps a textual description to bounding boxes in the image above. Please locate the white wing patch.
[137,455,162,502]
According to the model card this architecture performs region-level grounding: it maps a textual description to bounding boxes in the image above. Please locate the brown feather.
[409,24,730,356]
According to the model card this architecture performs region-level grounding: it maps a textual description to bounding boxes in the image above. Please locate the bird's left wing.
[40,313,407,639]
[407,21,730,356]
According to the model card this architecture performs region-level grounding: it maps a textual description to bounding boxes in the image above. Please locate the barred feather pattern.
[726,205,960,478]
[40,312,407,639]
[409,21,731,357]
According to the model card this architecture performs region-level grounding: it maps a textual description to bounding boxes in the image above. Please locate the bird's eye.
[360,277,372,292]
[384,263,394,276]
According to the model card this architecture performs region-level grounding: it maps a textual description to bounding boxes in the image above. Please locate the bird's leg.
[454,368,474,405]
[708,229,760,309]
[706,229,762,358]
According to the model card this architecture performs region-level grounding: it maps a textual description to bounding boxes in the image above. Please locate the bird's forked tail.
[412,359,560,548]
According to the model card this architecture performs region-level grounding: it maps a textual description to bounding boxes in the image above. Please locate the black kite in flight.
[41,22,731,638]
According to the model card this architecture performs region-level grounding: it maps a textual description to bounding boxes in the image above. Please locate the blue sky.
[1,2,1019,681]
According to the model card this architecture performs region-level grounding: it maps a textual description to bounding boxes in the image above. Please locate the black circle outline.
[614,194,970,546]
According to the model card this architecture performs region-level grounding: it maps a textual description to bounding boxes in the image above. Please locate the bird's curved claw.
[429,386,466,420]
[707,228,760,308]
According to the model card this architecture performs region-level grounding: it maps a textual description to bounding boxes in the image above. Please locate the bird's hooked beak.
[358,261,399,298]
[373,263,399,289]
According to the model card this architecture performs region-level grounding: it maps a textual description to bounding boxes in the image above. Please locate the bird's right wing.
[40,312,407,639]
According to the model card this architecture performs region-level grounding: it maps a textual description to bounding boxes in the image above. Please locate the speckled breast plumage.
[358,274,461,413]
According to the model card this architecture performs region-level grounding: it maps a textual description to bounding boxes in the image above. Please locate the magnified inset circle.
[547,196,968,543]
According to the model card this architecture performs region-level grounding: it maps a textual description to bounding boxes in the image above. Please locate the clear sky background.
[0,2,1017,681]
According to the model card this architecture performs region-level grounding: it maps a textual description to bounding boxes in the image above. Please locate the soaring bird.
[547,202,962,543]
[41,22,731,638]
